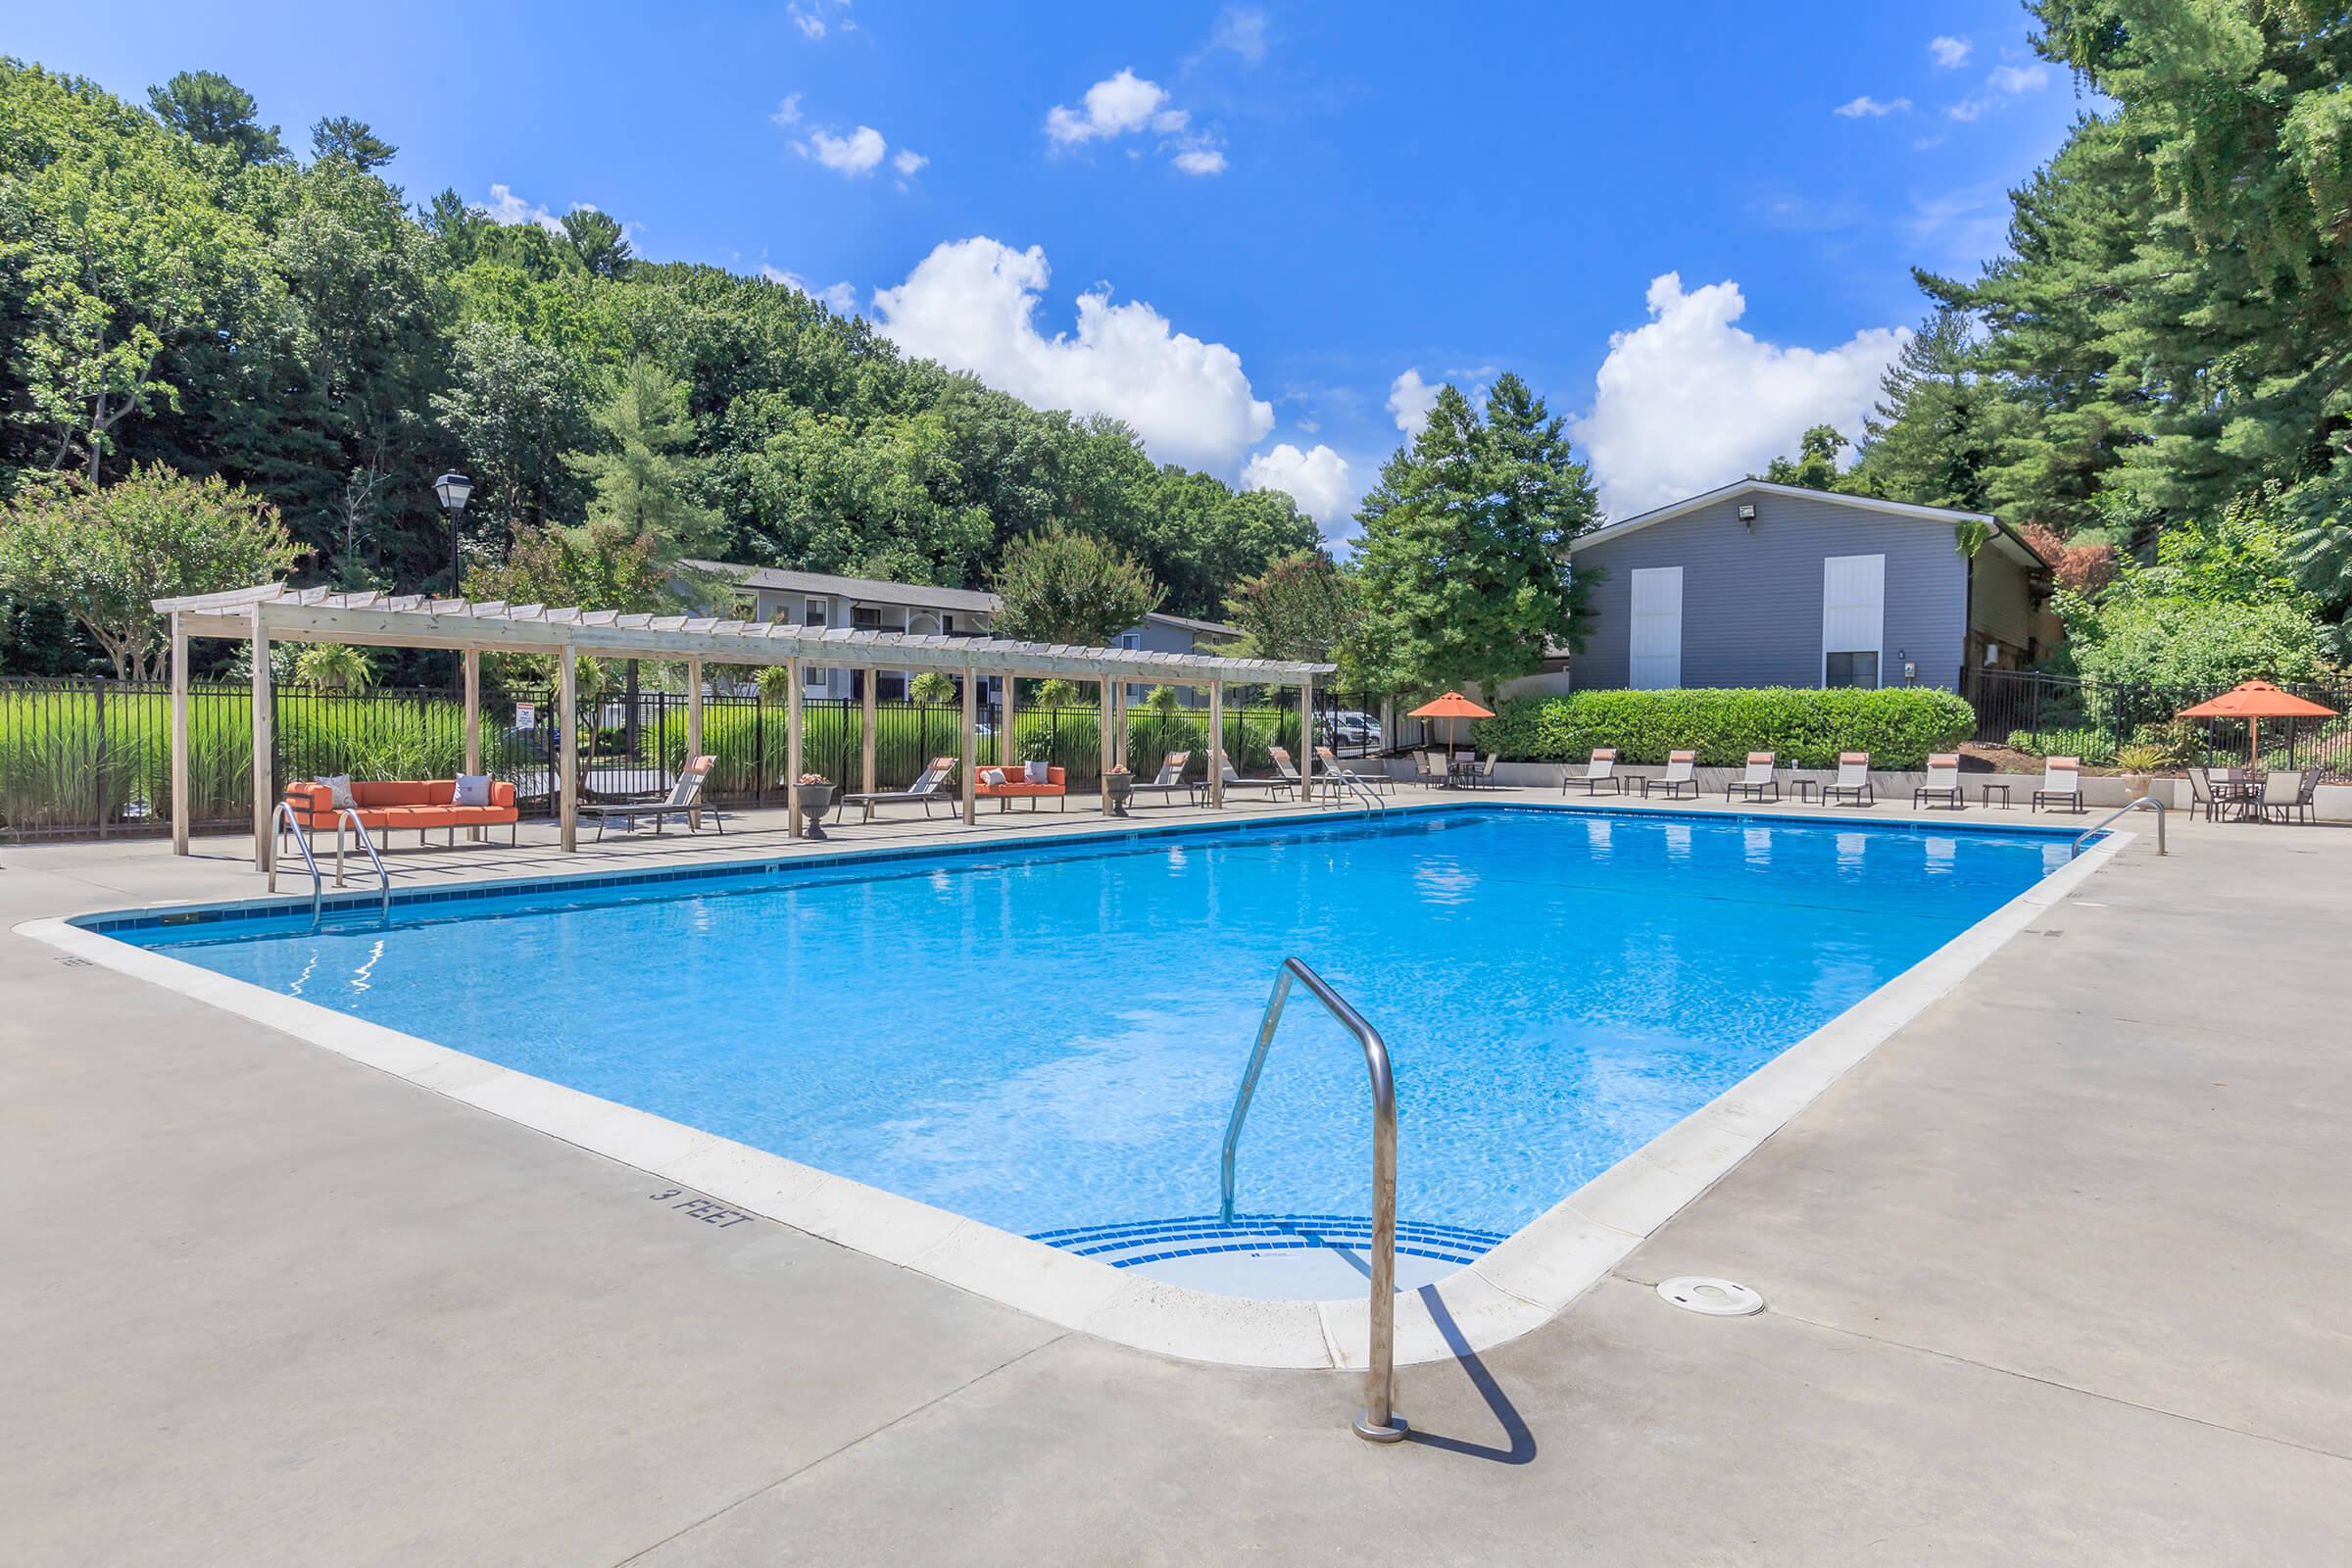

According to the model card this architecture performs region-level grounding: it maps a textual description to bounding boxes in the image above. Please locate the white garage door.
[1629,566,1683,690]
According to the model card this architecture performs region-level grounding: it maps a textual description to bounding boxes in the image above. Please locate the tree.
[988,525,1163,647]
[908,670,956,707]
[1350,374,1596,694]
[1224,549,1359,663]
[310,116,396,171]
[146,71,283,164]
[561,209,632,278]
[1760,425,1848,491]
[567,357,723,559]
[462,517,670,614]
[430,321,595,535]
[1850,306,2003,511]
[0,465,297,679]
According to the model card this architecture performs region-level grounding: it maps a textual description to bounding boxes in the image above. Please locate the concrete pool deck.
[5,790,2348,1562]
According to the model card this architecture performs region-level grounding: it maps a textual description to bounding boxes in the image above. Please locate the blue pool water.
[104,808,2071,1269]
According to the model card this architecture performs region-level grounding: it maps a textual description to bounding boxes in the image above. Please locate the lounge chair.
[1913,753,1964,810]
[842,756,958,823]
[1126,751,1193,807]
[2031,757,2083,813]
[1210,756,1295,803]
[2259,768,2309,823]
[1561,747,1625,796]
[1824,752,1875,807]
[1268,745,1310,796]
[580,755,720,840]
[1725,752,1780,804]
[1642,750,1697,800]
[1316,745,1392,800]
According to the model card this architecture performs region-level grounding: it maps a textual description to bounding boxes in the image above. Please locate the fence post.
[2029,672,2042,746]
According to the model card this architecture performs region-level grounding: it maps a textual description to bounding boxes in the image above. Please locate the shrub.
[2004,726,2116,765]
[1476,687,1975,769]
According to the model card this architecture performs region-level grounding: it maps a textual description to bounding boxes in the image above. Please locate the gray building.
[1530,481,2050,696]
[688,562,1236,706]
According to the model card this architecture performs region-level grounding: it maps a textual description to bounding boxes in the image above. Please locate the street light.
[433,471,472,595]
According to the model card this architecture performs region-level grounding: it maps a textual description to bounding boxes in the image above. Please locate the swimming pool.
[86,807,2079,1302]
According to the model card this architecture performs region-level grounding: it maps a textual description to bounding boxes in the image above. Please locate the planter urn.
[795,782,836,839]
[1106,773,1135,816]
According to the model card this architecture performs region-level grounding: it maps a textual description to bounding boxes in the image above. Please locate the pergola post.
[170,611,190,856]
[250,604,272,870]
[558,644,579,853]
[1207,678,1225,809]
[1299,672,1314,804]
[1099,674,1115,814]
[685,656,704,830]
[860,670,878,795]
[1111,677,1127,770]
[960,665,978,826]
[463,648,482,841]
[786,657,804,841]
[1002,672,1019,770]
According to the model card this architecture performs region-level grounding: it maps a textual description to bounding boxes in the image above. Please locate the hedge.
[1472,687,1976,770]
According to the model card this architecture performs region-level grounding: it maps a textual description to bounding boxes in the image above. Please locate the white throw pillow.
[1023,759,1050,784]
[318,774,357,810]
[980,767,1005,787]
[453,773,493,808]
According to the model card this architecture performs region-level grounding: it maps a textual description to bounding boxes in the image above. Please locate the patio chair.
[1212,756,1295,803]
[1913,754,1964,810]
[842,756,959,824]
[2185,764,2219,822]
[1725,752,1780,804]
[2259,768,2309,823]
[1411,750,1448,789]
[1463,753,1500,789]
[2031,757,2084,813]
[1126,751,1193,807]
[1316,745,1392,800]
[1824,752,1876,808]
[1642,750,1698,800]
[1561,747,1625,797]
[579,755,721,840]
[2291,766,2323,823]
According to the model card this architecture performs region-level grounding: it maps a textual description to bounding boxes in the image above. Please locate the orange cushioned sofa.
[970,762,1068,812]
[282,778,520,848]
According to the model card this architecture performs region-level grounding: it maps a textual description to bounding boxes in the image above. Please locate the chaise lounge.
[579,755,720,839]
[1913,753,1964,810]
[1642,751,1698,800]
[1725,752,1780,804]
[1562,748,1625,796]
[1126,752,1193,807]
[843,756,958,823]
[1824,752,1876,807]
[2031,757,2084,813]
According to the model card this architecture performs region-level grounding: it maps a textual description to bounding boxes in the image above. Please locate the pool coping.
[18,802,2131,1372]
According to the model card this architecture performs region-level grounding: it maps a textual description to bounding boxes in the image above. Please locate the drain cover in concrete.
[1657,1277,1765,1316]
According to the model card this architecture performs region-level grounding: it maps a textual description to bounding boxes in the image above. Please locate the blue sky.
[17,1,2082,539]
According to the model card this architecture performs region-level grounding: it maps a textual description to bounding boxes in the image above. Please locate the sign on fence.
[514,702,536,729]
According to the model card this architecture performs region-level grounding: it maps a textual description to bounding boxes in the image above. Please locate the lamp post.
[432,471,473,595]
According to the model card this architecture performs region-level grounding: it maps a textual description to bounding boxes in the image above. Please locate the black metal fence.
[1962,668,2352,779]
[0,675,1386,841]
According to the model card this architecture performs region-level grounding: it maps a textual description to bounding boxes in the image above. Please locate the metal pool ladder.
[1220,956,1406,1445]
[2074,795,2166,858]
[268,802,391,919]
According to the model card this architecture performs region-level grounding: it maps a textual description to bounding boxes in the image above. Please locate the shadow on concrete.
[1401,1283,1538,1465]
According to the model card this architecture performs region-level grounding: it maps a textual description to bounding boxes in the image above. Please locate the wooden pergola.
[152,584,1336,868]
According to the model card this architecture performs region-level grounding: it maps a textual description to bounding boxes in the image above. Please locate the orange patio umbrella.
[2175,679,2338,766]
[1407,691,1495,764]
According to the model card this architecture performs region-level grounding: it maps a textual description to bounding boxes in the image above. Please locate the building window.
[852,605,882,629]
[1824,652,1881,689]
[879,672,907,701]
[1119,631,1141,650]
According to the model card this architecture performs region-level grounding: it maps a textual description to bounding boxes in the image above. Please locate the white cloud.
[1172,145,1228,175]
[1988,62,2050,93]
[1386,368,1441,435]
[1045,69,1172,145]
[893,148,928,176]
[760,265,858,315]
[799,124,888,176]
[788,0,853,40]
[1929,35,1972,69]
[480,183,564,234]
[871,237,1274,470]
[1209,8,1270,64]
[770,94,804,128]
[1242,442,1354,526]
[1945,96,1991,122]
[1574,272,1908,517]
[1835,95,1911,119]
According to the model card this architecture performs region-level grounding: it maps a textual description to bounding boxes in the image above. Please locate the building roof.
[1571,479,2047,570]
[1143,611,1241,639]
[151,584,1335,682]
[684,560,1002,616]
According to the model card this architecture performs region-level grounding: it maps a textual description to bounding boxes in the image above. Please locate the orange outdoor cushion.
[973,765,1067,795]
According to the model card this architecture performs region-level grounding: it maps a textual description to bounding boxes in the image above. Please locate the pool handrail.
[2074,794,2166,858]
[266,799,324,920]
[332,808,392,915]
[1220,956,1405,1445]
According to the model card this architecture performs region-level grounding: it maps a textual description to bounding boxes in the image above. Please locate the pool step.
[1027,1212,1508,1271]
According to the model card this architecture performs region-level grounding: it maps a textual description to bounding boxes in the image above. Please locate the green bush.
[2003,726,2115,765]
[1475,687,1976,769]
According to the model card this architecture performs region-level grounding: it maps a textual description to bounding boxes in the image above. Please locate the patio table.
[2212,776,2266,822]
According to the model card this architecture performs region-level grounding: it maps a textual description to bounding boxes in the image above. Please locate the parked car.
[1329,710,1384,751]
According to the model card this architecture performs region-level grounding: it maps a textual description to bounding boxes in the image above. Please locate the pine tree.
[1849,306,2001,511]
[565,358,723,559]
